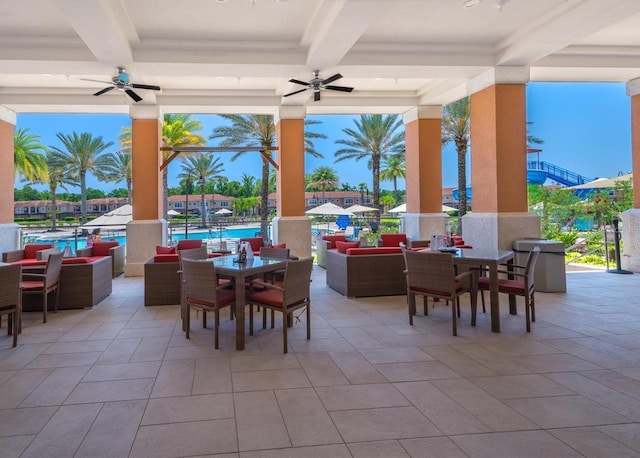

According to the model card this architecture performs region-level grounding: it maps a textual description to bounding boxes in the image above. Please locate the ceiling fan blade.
[93,87,115,96]
[125,89,143,102]
[322,73,342,85]
[81,78,113,85]
[288,78,310,87]
[325,85,354,93]
[283,88,309,97]
[131,83,161,91]
[314,90,321,102]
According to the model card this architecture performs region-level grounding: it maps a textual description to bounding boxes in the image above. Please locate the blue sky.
[16,81,632,193]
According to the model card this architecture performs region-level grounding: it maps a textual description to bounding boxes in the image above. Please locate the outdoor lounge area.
[2,267,640,457]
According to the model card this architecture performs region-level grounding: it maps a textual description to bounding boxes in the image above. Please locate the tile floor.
[2,267,640,457]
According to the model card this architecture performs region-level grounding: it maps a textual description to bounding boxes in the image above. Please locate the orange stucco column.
[632,94,640,208]
[0,116,14,224]
[131,118,162,220]
[470,83,528,213]
[405,115,442,213]
[276,118,305,216]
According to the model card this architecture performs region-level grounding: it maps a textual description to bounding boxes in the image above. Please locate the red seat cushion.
[61,257,91,264]
[187,288,236,307]
[153,254,180,263]
[271,243,287,249]
[321,235,347,249]
[11,259,46,267]
[380,234,407,247]
[23,244,54,259]
[92,241,119,257]
[156,245,177,255]
[345,247,403,255]
[248,288,283,308]
[478,277,525,294]
[336,241,360,254]
[21,280,45,291]
[177,239,203,250]
[412,282,463,296]
[240,237,265,253]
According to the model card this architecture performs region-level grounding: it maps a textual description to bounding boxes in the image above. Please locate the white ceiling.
[1,0,640,115]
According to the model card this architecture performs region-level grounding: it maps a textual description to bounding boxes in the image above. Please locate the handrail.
[527,160,592,186]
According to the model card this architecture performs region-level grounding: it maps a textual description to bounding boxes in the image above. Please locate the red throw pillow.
[380,234,408,247]
[336,241,360,254]
[322,235,347,249]
[177,239,203,250]
[271,243,286,249]
[24,243,54,259]
[92,241,119,257]
[156,245,177,255]
[240,237,265,252]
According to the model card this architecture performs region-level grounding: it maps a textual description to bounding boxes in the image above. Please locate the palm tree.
[442,97,470,223]
[49,132,114,223]
[210,115,325,240]
[335,115,404,212]
[357,183,368,205]
[306,166,339,202]
[120,114,205,217]
[240,173,258,198]
[14,127,48,183]
[177,153,225,228]
[100,150,132,203]
[380,194,396,213]
[43,150,74,231]
[380,153,406,205]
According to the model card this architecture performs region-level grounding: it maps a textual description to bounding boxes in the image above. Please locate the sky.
[15,81,632,194]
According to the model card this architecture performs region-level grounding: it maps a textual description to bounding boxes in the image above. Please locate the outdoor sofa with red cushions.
[316,234,348,269]
[144,240,224,306]
[76,241,125,277]
[325,246,406,297]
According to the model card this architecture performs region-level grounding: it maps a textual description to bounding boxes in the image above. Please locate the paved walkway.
[2,268,640,457]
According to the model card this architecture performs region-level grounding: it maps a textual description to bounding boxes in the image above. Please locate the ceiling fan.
[80,67,161,102]
[284,71,353,101]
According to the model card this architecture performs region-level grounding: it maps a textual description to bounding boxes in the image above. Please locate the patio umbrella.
[214,208,233,215]
[305,202,354,216]
[345,204,379,213]
[388,203,458,213]
[167,209,180,216]
[79,204,132,230]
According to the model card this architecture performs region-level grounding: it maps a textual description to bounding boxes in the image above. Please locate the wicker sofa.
[325,246,407,297]
[76,241,125,278]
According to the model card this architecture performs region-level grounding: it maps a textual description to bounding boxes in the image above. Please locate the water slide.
[527,160,592,186]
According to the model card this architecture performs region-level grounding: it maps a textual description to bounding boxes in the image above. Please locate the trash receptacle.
[513,239,566,293]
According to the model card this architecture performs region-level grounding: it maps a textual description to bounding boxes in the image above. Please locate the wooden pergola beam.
[159,145,279,171]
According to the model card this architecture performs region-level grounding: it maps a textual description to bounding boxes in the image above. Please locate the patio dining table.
[451,248,514,333]
[211,255,288,350]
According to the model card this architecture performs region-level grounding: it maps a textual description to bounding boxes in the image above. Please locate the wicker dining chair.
[478,246,541,332]
[21,251,64,324]
[181,258,236,349]
[0,264,22,347]
[178,247,209,331]
[247,257,313,353]
[402,248,478,336]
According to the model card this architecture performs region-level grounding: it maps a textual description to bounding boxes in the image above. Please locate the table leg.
[235,274,245,351]
[489,262,501,333]
[507,259,517,315]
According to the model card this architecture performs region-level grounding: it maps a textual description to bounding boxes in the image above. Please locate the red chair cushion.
[21,280,45,291]
[271,243,287,249]
[207,252,223,258]
[240,237,265,253]
[23,244,54,259]
[156,245,177,255]
[187,288,236,307]
[336,241,360,254]
[321,235,347,249]
[380,234,407,247]
[10,259,46,267]
[61,257,91,264]
[153,254,180,263]
[478,277,525,294]
[345,247,403,255]
[177,239,203,250]
[248,288,283,308]
[92,241,119,257]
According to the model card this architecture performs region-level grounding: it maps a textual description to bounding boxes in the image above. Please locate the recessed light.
[463,0,481,8]
[277,0,292,4]
[215,0,227,3]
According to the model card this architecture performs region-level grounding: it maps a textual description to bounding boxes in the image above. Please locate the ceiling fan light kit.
[283,70,354,102]
[81,67,161,103]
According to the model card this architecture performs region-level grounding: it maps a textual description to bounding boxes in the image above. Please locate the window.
[345,198,354,204]
[309,198,317,205]
[174,202,183,209]
[221,201,229,207]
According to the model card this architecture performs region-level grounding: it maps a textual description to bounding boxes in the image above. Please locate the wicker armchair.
[402,248,477,336]
[178,247,209,331]
[0,264,22,347]
[22,251,64,324]
[247,257,313,353]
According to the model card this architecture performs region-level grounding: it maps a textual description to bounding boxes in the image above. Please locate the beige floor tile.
[295,352,349,387]
[150,359,195,398]
[231,353,300,372]
[585,369,640,400]
[421,345,497,377]
[335,327,385,349]
[0,368,54,408]
[0,435,35,458]
[330,406,441,442]
[83,361,161,382]
[510,353,603,373]
[232,368,310,391]
[0,406,57,436]
[20,403,102,458]
[97,338,142,364]
[451,430,584,458]
[65,378,154,404]
[130,419,238,458]
[142,393,234,424]
[549,426,640,458]
[359,347,434,364]
[20,365,89,407]
[234,390,291,451]
[598,423,640,453]
[289,337,355,352]
[25,351,102,369]
[347,440,409,457]
[0,344,49,371]
[468,374,575,399]
[328,351,387,384]
[238,444,352,458]
[374,361,461,382]
[193,356,233,394]
[316,383,410,411]
[399,437,468,458]
[87,322,128,340]
[130,336,171,362]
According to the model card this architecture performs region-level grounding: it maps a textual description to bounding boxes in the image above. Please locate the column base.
[621,209,640,272]
[272,216,312,259]
[401,213,450,242]
[0,223,21,254]
[124,219,167,277]
[462,212,540,251]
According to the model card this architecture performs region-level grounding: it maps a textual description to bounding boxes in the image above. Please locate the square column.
[126,105,166,276]
[622,81,640,271]
[402,106,448,240]
[274,106,311,257]
[0,107,20,253]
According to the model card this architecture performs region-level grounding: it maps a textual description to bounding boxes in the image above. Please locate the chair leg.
[283,311,288,353]
[480,289,486,313]
[456,298,461,318]
[262,307,267,329]
[185,304,191,339]
[214,307,220,349]
[249,304,254,336]
[524,296,531,332]
[470,292,477,327]
[271,310,275,329]
[42,291,48,324]
[530,292,536,322]
[408,293,415,325]
[451,298,457,337]
[202,310,207,329]
[306,304,310,340]
[423,296,428,315]
[54,287,59,313]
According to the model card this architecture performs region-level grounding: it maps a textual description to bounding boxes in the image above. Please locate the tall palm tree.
[101,150,132,203]
[306,166,339,202]
[120,114,205,217]
[335,115,404,212]
[49,132,114,223]
[380,153,406,205]
[210,114,325,240]
[43,150,74,231]
[177,153,225,227]
[442,97,470,223]
[14,127,48,183]
[357,183,368,205]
